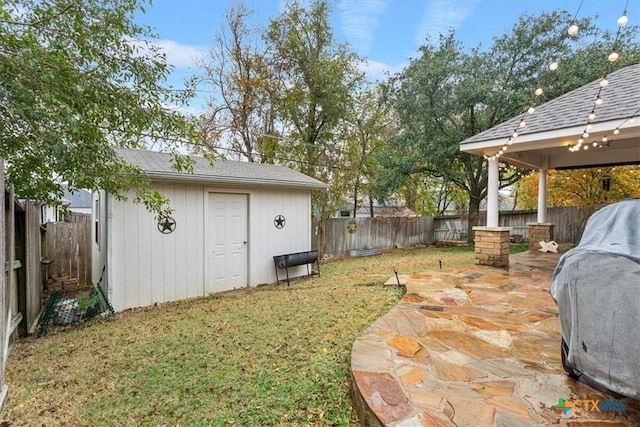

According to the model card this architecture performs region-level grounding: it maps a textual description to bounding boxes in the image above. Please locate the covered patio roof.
[460,63,640,170]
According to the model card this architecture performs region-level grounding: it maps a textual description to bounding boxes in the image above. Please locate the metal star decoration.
[274,215,286,229]
[157,216,176,234]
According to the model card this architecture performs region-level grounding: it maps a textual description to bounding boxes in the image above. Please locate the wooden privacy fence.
[44,222,92,287]
[316,217,435,256]
[318,206,586,256]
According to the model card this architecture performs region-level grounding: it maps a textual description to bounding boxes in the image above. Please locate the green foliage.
[377,10,640,228]
[265,0,364,218]
[0,0,196,215]
[515,166,640,210]
[335,84,394,216]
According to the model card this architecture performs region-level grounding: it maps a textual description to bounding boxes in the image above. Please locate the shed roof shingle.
[117,148,329,190]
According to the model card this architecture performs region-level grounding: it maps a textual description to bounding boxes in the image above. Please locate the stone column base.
[528,223,555,251]
[472,227,511,268]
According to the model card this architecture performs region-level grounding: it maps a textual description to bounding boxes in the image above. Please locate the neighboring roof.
[460,63,640,170]
[62,186,92,208]
[116,148,329,190]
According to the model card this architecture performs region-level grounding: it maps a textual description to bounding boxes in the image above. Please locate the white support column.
[487,157,499,227]
[537,168,548,223]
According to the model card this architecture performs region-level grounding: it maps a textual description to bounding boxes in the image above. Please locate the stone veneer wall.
[528,223,555,251]
[472,227,510,268]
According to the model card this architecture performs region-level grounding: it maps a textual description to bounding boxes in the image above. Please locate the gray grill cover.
[550,199,640,398]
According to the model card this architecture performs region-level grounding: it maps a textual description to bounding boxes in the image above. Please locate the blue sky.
[134,0,639,111]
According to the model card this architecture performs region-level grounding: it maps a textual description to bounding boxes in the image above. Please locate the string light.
[618,13,628,27]
[489,4,635,160]
[566,4,634,153]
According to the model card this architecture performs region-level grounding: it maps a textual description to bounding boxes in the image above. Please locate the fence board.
[0,160,6,410]
[319,217,434,255]
[319,206,586,256]
[25,202,41,332]
[45,222,92,286]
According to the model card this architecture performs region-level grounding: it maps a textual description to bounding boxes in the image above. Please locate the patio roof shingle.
[461,63,640,145]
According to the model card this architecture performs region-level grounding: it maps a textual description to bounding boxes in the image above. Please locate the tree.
[378,33,522,238]
[377,11,639,240]
[197,5,278,163]
[0,0,195,216]
[515,166,640,209]
[337,85,394,217]
[265,0,364,252]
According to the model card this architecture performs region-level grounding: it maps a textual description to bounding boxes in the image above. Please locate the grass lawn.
[2,246,483,426]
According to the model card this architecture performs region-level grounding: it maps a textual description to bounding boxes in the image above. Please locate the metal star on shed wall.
[157,216,176,234]
[274,215,286,229]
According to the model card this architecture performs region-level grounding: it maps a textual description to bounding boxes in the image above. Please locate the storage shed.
[92,148,328,312]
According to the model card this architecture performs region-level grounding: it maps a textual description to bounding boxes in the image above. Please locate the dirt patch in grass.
[2,246,474,426]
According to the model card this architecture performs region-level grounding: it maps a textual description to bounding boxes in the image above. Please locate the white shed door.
[206,193,248,293]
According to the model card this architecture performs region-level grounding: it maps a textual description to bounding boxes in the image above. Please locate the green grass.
[510,243,529,254]
[2,246,477,426]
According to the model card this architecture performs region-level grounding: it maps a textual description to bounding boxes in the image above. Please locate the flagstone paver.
[350,251,640,426]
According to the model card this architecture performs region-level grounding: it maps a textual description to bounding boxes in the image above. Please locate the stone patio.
[350,251,640,426]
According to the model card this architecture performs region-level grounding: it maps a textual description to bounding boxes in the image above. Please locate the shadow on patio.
[350,251,640,426]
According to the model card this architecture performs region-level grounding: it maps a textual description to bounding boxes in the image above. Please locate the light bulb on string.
[527,107,535,114]
[512,131,518,138]
[588,113,596,121]
[618,14,628,27]
[549,62,559,71]
[519,120,526,128]
[592,141,598,147]
[568,23,579,35]
[613,129,620,135]
[602,136,608,143]
[586,124,592,131]
[595,97,603,106]
[608,52,619,62]
[583,145,589,150]
[600,78,609,88]
[578,138,584,144]
[535,88,544,96]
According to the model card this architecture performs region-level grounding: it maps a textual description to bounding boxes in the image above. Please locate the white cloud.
[337,0,388,54]
[129,38,206,69]
[360,59,406,82]
[153,39,207,69]
[415,0,479,47]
